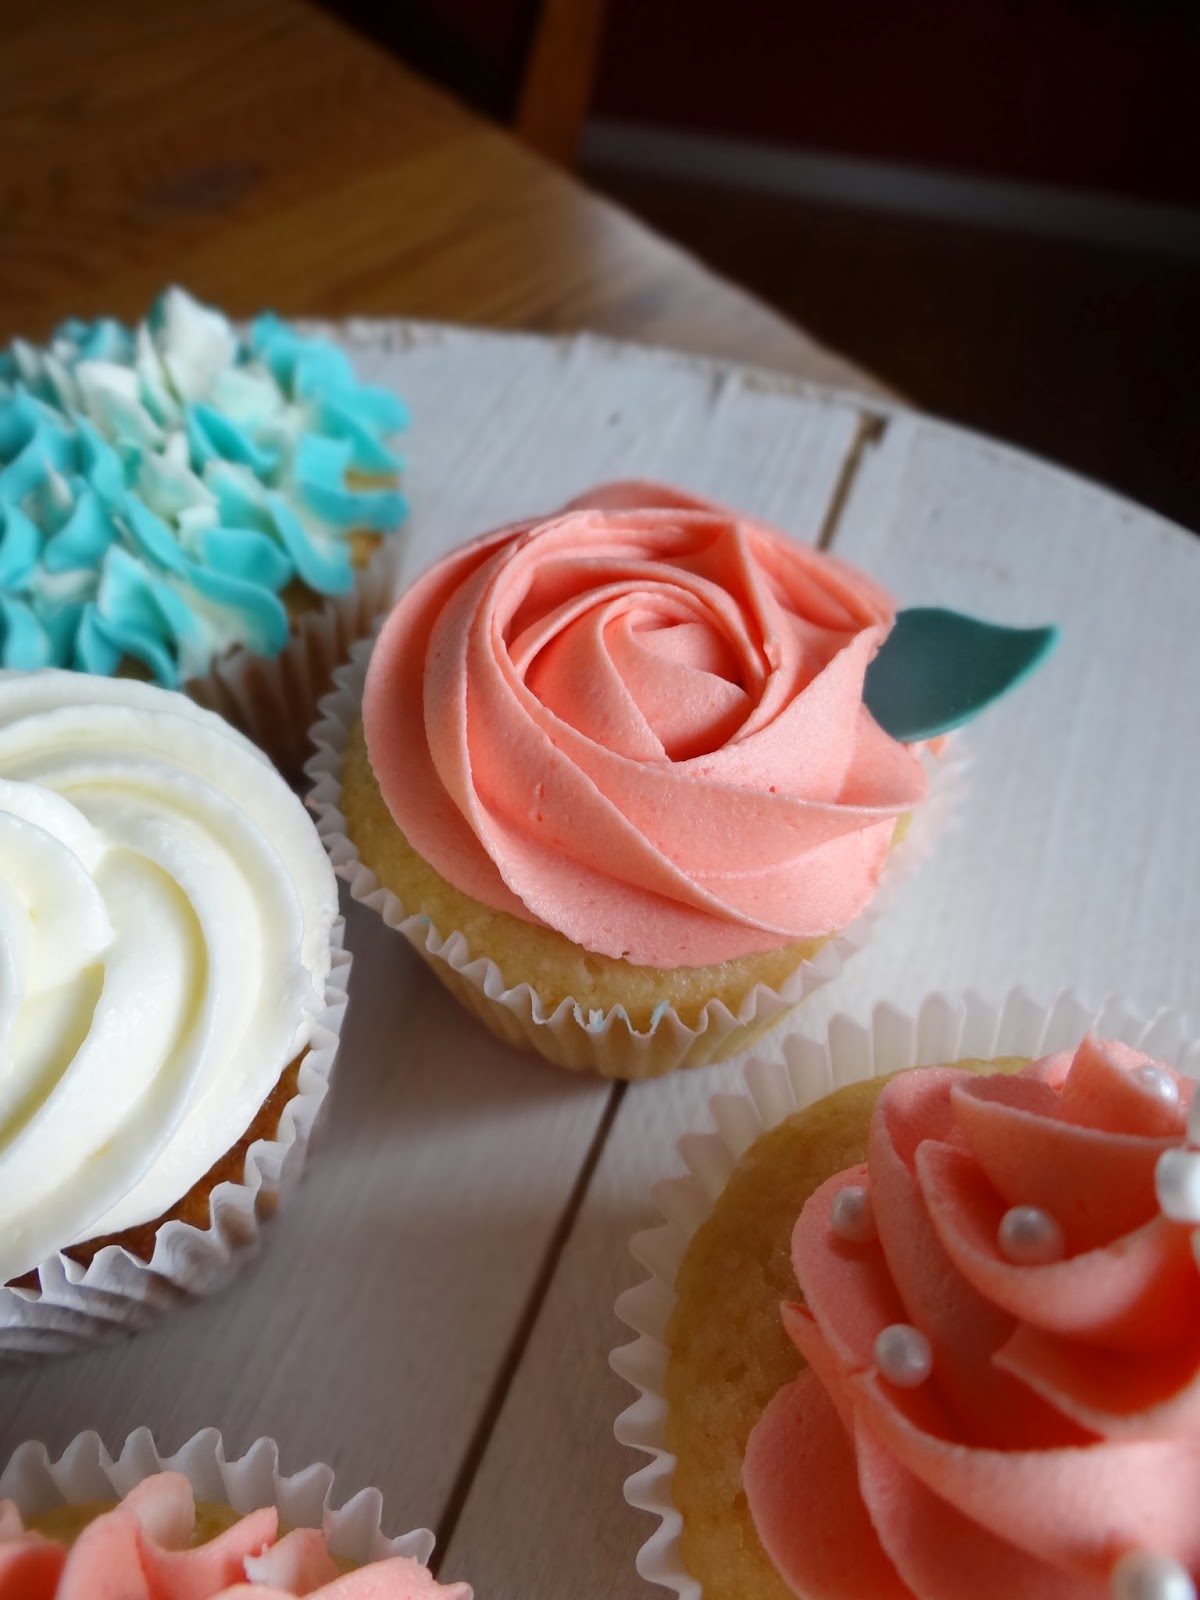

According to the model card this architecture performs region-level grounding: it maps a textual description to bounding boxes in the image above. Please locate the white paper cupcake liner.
[187,534,405,784]
[609,987,1200,1598]
[0,920,352,1362]
[305,634,963,1079]
[0,1426,434,1572]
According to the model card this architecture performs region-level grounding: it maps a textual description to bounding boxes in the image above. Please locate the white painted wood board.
[814,410,1200,1030]
[3,324,1196,1597]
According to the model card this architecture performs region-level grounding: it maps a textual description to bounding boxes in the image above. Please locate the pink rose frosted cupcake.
[613,994,1200,1599]
[310,484,1048,1077]
[0,1429,471,1598]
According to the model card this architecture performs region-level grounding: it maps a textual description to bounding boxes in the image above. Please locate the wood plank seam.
[817,413,889,550]
[431,384,887,1584]
[430,1079,629,1573]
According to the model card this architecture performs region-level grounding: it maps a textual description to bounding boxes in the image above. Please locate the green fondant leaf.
[864,607,1058,741]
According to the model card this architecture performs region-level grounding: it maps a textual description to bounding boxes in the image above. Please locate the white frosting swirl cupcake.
[0,671,341,1319]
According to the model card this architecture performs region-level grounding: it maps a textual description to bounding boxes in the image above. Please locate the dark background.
[329,0,1200,531]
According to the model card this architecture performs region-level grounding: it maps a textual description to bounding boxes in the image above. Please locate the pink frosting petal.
[791,1165,911,1372]
[996,1317,1200,1438]
[364,523,534,921]
[241,1528,339,1591]
[297,1557,471,1598]
[208,1589,294,1599]
[0,1501,26,1540]
[0,1537,65,1599]
[919,1140,1200,1350]
[1055,1036,1193,1135]
[55,1507,153,1599]
[363,484,924,968]
[515,569,759,762]
[854,1423,1105,1600]
[563,481,899,625]
[123,1473,199,1551]
[866,1080,1087,1446]
[744,1371,914,1599]
[138,1506,277,1596]
[852,1367,1200,1574]
[608,611,751,760]
[780,1300,852,1414]
[949,1078,1173,1251]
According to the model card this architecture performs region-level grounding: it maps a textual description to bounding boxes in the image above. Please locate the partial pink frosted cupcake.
[0,1429,471,1598]
[612,990,1200,1600]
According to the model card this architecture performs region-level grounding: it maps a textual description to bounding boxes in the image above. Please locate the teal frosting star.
[0,288,409,686]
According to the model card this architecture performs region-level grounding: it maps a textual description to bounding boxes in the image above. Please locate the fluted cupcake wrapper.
[0,1426,433,1571]
[305,634,963,1079]
[187,533,405,786]
[0,922,352,1362]
[608,988,1200,1598]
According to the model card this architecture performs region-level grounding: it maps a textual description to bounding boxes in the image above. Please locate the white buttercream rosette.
[609,989,1200,1598]
[307,633,959,1079]
[0,1427,435,1573]
[0,673,350,1359]
[0,926,348,1360]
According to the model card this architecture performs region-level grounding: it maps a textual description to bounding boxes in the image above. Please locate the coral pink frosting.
[0,1474,471,1599]
[363,481,927,968]
[743,1038,1200,1597]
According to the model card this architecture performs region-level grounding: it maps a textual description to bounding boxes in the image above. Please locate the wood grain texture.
[0,0,882,395]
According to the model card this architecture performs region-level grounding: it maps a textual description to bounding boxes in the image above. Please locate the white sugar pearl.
[1155,1148,1200,1223]
[998,1205,1066,1265]
[1132,1065,1181,1109]
[830,1184,876,1244]
[874,1323,932,1387]
[1111,1549,1196,1600]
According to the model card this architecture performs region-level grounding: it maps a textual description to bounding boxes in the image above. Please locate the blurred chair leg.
[515,0,608,167]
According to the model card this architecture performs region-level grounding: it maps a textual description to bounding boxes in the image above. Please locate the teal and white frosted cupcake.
[0,287,408,777]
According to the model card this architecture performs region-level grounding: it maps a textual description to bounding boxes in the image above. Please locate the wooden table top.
[0,0,881,395]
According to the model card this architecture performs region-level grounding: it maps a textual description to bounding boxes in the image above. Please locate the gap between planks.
[431,1079,629,1571]
[816,411,888,550]
[428,398,886,1563]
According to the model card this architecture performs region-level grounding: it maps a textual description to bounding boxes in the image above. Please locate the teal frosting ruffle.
[0,289,408,686]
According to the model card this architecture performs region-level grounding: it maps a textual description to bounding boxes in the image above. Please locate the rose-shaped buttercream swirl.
[0,1474,470,1597]
[744,1038,1200,1598]
[0,670,337,1283]
[363,482,927,968]
[0,288,407,685]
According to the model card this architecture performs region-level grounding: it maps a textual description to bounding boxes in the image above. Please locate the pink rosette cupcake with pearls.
[612,991,1200,1600]
[0,1429,471,1598]
[309,485,1052,1077]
